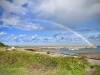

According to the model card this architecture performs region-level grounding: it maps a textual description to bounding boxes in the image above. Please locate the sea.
[41,46,100,54]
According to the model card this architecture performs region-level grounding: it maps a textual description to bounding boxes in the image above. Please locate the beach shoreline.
[34,50,100,65]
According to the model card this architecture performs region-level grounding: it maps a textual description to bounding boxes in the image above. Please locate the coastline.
[34,50,100,65]
[76,52,100,65]
[1,47,100,75]
[9,47,100,66]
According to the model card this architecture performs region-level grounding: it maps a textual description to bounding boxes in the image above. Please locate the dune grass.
[0,48,91,75]
[91,65,100,75]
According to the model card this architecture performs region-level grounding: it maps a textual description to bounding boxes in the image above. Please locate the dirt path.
[85,68,95,75]
[0,73,9,75]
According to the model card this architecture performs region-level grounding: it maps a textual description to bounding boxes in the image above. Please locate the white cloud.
[14,36,20,42]
[19,34,26,38]
[31,35,38,40]
[56,37,60,41]
[0,31,7,36]
[11,34,14,36]
[31,0,100,26]
[53,32,62,37]
[0,0,28,16]
[5,34,14,42]
[22,35,38,42]
[19,23,44,31]
[63,31,68,34]
[0,0,100,30]
[53,31,68,38]
[1,17,44,30]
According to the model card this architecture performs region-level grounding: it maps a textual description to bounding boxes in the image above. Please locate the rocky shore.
[77,52,100,65]
[35,51,100,65]
[17,48,100,66]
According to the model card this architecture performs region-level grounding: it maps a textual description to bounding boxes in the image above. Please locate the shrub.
[0,42,8,47]
[47,51,50,54]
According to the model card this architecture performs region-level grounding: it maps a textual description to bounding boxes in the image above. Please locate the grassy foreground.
[0,48,99,75]
[91,65,100,75]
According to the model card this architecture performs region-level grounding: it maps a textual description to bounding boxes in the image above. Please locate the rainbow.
[29,19,93,46]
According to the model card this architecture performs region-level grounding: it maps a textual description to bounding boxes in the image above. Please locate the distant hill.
[0,42,8,47]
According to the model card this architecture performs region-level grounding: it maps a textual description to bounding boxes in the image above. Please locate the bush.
[47,51,50,54]
[0,42,8,47]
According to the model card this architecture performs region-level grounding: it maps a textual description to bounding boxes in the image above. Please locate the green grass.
[0,48,91,75]
[91,65,100,75]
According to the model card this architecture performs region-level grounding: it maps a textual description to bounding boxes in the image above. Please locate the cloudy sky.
[0,0,100,46]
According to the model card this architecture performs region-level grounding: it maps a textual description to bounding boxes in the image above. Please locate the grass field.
[0,47,100,75]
